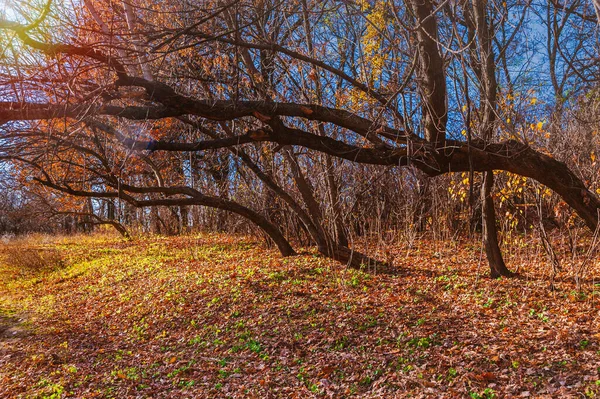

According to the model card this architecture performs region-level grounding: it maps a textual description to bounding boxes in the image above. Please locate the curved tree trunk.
[481,171,512,278]
[109,221,130,238]
[134,196,297,257]
[210,199,296,257]
[5,1,598,277]
[210,123,370,267]
[35,177,297,257]
[282,146,383,269]
[448,141,600,233]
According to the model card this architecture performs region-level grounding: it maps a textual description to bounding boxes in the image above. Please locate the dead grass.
[1,246,64,274]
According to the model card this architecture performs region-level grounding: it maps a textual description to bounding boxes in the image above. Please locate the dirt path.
[0,312,27,340]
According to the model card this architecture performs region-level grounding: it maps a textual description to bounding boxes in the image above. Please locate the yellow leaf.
[530,98,538,105]
[536,121,544,130]
[506,118,511,124]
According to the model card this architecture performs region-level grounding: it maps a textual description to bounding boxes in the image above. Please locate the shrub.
[1,246,64,274]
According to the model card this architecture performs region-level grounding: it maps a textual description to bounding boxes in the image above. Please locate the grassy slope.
[0,233,599,398]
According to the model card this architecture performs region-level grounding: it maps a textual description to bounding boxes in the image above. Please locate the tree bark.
[409,0,448,149]
[4,3,599,277]
[448,141,600,233]
[326,159,349,247]
[34,176,297,257]
[481,171,512,278]
[469,0,511,278]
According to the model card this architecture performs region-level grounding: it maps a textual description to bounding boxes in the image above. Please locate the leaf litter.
[0,233,599,398]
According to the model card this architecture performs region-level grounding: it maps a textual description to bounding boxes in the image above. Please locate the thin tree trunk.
[300,0,348,247]
[108,221,130,238]
[180,205,189,233]
[481,171,512,278]
[470,0,512,278]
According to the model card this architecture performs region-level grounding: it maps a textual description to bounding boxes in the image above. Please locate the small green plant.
[41,384,65,399]
[64,364,77,374]
[268,271,287,281]
[188,335,205,346]
[360,375,373,385]
[112,366,141,381]
[35,378,66,399]
[407,336,432,349]
[528,309,548,322]
[125,367,140,381]
[297,366,307,382]
[332,336,349,350]
[469,388,496,399]
[178,379,195,388]
[570,290,588,301]
[246,338,262,353]
[167,361,195,379]
[218,369,230,378]
[132,320,148,340]
[308,383,320,393]
[359,315,378,330]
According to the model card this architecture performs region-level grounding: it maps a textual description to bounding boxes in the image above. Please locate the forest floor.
[1,232,600,398]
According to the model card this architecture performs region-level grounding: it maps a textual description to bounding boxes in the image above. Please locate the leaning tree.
[0,0,599,276]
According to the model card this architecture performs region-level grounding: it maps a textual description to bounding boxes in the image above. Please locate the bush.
[1,246,64,274]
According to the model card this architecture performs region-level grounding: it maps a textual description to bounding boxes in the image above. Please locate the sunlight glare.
[0,1,16,21]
